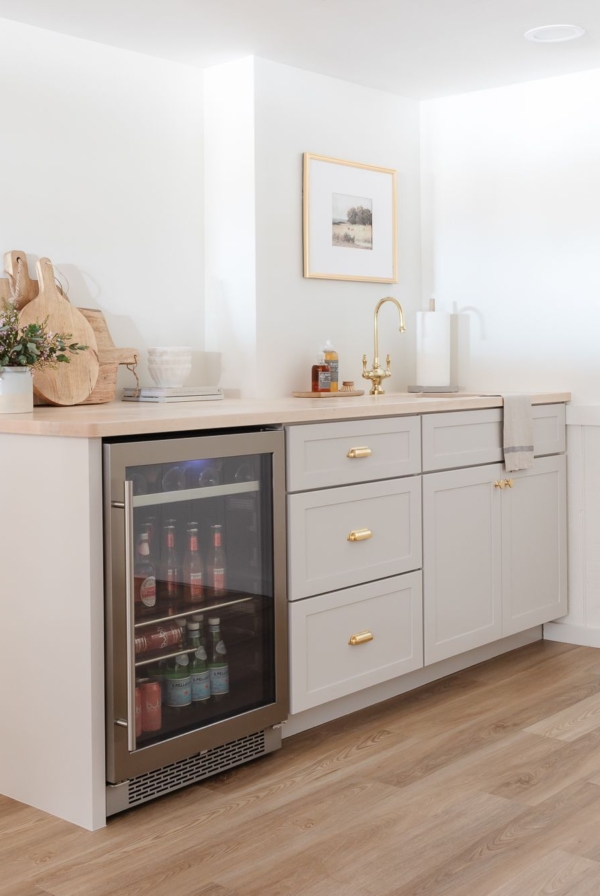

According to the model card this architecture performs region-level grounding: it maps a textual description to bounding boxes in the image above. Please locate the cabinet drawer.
[286,416,421,492]
[422,404,566,472]
[288,477,422,600]
[289,572,423,713]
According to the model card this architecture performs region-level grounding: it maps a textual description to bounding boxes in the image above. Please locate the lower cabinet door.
[423,463,503,665]
[289,572,423,713]
[502,454,567,635]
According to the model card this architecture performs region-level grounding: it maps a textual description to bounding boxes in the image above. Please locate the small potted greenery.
[0,299,87,413]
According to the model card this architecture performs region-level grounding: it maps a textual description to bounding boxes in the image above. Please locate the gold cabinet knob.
[347,446,372,459]
[347,528,373,542]
[349,630,374,646]
[505,478,514,488]
[494,480,506,489]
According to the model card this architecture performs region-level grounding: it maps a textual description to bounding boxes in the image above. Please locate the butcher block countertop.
[0,391,571,438]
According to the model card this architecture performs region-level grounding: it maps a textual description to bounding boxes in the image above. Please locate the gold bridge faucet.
[362,297,406,395]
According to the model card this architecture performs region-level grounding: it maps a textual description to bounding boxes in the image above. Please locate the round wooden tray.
[292,390,365,398]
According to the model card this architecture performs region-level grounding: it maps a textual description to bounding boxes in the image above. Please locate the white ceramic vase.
[0,366,34,413]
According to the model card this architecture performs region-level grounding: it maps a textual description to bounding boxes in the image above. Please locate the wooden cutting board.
[78,308,138,404]
[4,251,39,310]
[19,258,99,406]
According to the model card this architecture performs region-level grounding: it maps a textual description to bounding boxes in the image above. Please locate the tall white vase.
[0,366,33,413]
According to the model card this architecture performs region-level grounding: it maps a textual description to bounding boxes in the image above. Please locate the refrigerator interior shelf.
[132,480,260,508]
[136,645,211,669]
[134,594,257,629]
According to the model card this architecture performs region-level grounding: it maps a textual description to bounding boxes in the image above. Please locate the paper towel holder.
[407,298,458,393]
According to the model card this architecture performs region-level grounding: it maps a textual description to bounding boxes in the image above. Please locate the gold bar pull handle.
[348,528,372,542]
[349,630,374,646]
[347,446,372,459]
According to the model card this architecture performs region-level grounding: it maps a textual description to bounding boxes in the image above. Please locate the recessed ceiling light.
[524,24,585,43]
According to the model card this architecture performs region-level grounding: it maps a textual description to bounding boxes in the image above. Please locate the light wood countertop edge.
[0,392,571,438]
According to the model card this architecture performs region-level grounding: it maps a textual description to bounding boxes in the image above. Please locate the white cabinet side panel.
[584,426,600,630]
[0,434,105,830]
[562,425,585,626]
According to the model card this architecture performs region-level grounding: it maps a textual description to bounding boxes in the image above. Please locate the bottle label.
[327,359,339,386]
[191,669,211,702]
[176,654,189,666]
[215,640,227,655]
[212,569,226,592]
[195,646,207,661]
[166,676,191,707]
[210,665,229,695]
[317,369,331,390]
[140,576,156,607]
[190,572,203,596]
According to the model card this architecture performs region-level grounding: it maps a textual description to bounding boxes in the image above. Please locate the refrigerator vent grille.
[127,730,266,807]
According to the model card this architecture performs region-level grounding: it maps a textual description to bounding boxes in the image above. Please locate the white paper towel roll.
[416,311,451,387]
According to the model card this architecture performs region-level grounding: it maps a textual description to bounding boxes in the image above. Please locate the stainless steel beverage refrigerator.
[103,428,288,815]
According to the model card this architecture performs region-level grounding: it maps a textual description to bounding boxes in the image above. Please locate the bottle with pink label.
[134,531,156,615]
[183,523,204,604]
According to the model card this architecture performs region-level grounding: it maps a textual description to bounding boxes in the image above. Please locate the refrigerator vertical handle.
[124,480,137,753]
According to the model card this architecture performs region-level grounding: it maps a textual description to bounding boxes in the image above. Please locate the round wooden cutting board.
[19,258,99,406]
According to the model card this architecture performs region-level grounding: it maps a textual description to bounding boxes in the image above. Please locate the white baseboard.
[543,622,600,648]
[283,626,542,738]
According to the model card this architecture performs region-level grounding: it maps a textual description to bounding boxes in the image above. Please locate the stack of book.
[122,386,224,403]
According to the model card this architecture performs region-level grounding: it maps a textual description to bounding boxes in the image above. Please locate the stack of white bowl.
[148,346,192,388]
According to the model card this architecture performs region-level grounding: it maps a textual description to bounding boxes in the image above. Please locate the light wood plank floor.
[5,641,600,895]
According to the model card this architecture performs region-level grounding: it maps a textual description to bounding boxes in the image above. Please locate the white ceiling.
[0,0,599,99]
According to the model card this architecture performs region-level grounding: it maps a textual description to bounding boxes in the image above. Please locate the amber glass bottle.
[311,353,330,393]
[183,524,204,604]
[161,524,181,602]
[207,524,227,597]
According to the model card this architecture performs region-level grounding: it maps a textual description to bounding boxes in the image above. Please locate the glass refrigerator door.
[105,431,286,782]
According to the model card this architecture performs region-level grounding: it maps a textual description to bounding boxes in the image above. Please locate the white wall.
[204,58,257,397]
[0,17,204,388]
[253,58,422,398]
[421,68,600,405]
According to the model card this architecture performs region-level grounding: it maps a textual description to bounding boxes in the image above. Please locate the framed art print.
[303,153,398,283]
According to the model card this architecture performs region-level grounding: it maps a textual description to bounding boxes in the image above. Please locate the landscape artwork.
[332,193,373,250]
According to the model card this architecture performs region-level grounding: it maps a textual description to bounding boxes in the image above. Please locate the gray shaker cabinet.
[501,454,567,636]
[286,416,423,711]
[286,403,568,710]
[423,463,504,664]
[423,454,567,665]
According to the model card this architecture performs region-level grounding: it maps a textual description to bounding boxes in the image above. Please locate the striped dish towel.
[503,394,534,472]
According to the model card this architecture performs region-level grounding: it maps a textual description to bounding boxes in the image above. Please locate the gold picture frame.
[303,153,398,283]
